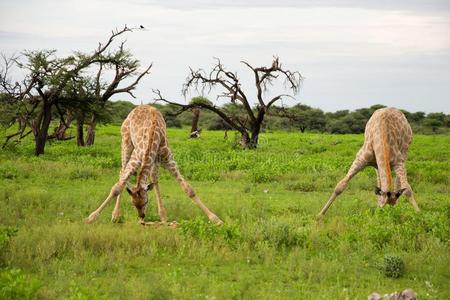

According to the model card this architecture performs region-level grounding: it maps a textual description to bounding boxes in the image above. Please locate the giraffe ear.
[146,183,154,191]
[395,188,406,199]
[374,187,382,195]
[126,187,133,195]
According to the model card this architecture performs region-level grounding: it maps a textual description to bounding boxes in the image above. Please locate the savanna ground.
[0,126,449,299]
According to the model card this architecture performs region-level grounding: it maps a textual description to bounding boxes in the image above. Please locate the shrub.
[381,255,405,278]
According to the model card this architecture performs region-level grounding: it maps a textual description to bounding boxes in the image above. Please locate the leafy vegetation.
[382,255,405,279]
[0,127,449,299]
[167,102,450,135]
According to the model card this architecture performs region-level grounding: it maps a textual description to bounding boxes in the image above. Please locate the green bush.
[381,255,405,278]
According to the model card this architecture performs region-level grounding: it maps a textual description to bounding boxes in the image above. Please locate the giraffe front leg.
[87,153,140,224]
[111,193,122,223]
[87,182,124,223]
[180,178,223,224]
[394,164,420,212]
[109,135,133,223]
[318,153,367,216]
[164,158,223,225]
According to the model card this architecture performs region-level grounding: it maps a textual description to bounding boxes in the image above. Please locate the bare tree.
[188,96,211,138]
[0,26,135,155]
[155,56,302,148]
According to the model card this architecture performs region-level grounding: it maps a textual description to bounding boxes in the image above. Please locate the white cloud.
[0,0,449,112]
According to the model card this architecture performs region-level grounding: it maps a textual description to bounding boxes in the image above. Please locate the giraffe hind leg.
[150,163,167,222]
[153,182,167,222]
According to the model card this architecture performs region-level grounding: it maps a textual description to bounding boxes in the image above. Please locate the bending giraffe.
[87,105,223,225]
[318,108,420,216]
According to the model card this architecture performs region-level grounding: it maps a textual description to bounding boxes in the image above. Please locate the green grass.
[0,127,449,299]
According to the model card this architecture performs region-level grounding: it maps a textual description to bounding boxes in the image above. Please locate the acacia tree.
[155,56,302,148]
[83,45,152,146]
[0,26,136,155]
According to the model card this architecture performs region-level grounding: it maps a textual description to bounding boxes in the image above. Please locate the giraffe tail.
[379,115,393,191]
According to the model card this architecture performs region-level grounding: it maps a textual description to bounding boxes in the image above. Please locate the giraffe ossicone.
[87,105,223,225]
[318,107,420,216]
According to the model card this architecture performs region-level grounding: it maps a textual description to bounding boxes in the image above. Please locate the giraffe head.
[126,183,154,221]
[374,187,406,207]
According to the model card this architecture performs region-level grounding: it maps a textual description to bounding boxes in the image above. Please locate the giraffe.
[318,107,420,216]
[86,105,223,225]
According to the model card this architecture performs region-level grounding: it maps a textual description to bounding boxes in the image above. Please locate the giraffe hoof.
[210,215,224,225]
[86,211,100,224]
[159,211,168,223]
[111,214,120,223]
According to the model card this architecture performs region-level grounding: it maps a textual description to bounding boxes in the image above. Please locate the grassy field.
[0,126,449,299]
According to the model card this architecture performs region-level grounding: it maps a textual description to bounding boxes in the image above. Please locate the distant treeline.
[100,101,449,135]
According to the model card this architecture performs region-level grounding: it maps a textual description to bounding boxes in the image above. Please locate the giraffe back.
[365,108,412,160]
[121,105,167,158]
[364,108,412,190]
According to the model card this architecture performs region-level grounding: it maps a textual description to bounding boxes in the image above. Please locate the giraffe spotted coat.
[87,105,223,225]
[318,107,420,215]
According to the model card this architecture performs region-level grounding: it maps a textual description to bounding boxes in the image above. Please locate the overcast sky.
[1,0,449,113]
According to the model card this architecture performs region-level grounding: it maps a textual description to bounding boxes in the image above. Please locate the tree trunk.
[53,114,73,140]
[34,102,53,156]
[300,126,306,133]
[86,115,97,146]
[190,108,200,138]
[247,109,265,149]
[239,131,251,148]
[250,126,261,148]
[76,113,85,146]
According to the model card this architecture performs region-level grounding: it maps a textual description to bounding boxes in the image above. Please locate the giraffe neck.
[136,128,160,189]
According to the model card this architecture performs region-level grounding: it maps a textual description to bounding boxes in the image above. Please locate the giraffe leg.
[111,134,134,223]
[87,153,140,224]
[87,182,125,224]
[318,152,368,216]
[111,194,122,223]
[163,155,223,225]
[394,164,420,212]
[153,182,167,222]
[151,163,167,222]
